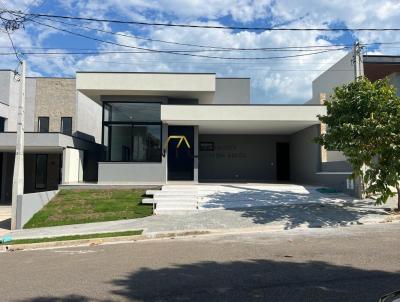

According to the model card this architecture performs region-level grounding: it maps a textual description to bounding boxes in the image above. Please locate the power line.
[8,10,400,31]
[40,17,357,51]
[27,18,348,60]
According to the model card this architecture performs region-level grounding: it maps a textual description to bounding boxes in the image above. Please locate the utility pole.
[352,41,364,79]
[11,60,25,230]
[352,42,367,198]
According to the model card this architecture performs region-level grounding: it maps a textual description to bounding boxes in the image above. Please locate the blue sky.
[1,0,399,103]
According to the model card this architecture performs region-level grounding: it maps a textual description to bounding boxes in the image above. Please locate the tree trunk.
[397,186,400,211]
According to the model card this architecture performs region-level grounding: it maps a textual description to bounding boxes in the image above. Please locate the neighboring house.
[0,71,102,203]
[307,53,400,180]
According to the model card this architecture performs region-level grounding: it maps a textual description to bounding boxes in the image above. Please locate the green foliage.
[316,77,400,205]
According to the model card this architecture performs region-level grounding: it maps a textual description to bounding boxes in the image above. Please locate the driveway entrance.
[196,183,353,210]
[0,205,11,236]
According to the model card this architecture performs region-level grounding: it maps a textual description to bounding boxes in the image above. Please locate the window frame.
[60,116,73,136]
[37,116,50,133]
[35,154,48,190]
[102,101,163,163]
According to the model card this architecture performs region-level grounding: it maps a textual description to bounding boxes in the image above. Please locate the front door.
[276,142,290,181]
[168,126,194,181]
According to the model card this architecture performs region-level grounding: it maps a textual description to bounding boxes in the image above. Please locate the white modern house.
[76,72,354,193]
[2,51,400,227]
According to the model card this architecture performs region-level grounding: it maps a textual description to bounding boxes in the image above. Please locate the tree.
[316,77,400,209]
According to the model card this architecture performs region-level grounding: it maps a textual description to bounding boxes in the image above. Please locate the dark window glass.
[107,124,161,162]
[105,102,160,122]
[35,154,47,189]
[38,117,49,133]
[0,117,5,132]
[61,117,72,135]
[109,124,132,161]
[132,125,161,162]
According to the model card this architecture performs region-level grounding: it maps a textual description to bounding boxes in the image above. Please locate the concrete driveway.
[198,184,356,210]
[0,205,11,237]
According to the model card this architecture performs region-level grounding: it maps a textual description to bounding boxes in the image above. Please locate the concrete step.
[156,204,198,211]
[141,198,155,204]
[154,196,197,202]
[145,190,161,196]
[154,191,197,197]
[162,186,199,191]
[154,209,198,215]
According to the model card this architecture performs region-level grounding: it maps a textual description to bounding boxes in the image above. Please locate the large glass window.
[103,102,162,162]
[104,102,160,122]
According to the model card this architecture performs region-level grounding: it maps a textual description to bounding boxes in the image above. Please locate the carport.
[161,104,326,184]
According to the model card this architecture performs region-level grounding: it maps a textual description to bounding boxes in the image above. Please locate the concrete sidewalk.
[0,205,11,237]
[5,197,398,240]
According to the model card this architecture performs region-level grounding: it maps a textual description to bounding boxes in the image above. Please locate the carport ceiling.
[189,120,318,135]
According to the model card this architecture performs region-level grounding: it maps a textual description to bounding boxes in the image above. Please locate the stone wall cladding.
[34,78,76,133]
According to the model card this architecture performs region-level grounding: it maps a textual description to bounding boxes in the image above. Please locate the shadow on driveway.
[200,186,389,229]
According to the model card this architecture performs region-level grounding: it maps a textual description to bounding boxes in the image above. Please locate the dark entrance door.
[276,142,290,181]
[168,126,194,181]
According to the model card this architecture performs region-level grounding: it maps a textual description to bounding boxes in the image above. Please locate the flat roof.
[161,104,325,135]
[76,71,216,74]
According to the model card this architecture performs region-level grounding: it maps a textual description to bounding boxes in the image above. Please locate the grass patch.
[5,230,143,245]
[24,189,153,229]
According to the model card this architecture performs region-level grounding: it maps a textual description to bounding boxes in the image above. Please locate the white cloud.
[1,0,400,103]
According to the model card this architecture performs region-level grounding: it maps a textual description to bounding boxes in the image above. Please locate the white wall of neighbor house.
[62,148,84,183]
[25,78,37,132]
[5,71,20,131]
[76,91,102,143]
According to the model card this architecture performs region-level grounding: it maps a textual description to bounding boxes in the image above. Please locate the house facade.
[76,72,353,194]
[4,51,400,206]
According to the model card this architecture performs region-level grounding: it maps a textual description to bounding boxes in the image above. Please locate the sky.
[0,0,399,104]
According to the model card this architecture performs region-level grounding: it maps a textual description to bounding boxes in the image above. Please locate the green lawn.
[6,230,143,245]
[24,189,153,229]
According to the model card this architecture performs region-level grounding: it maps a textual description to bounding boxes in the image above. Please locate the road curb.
[1,218,399,252]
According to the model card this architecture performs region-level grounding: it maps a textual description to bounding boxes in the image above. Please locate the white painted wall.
[62,148,84,183]
[76,91,102,143]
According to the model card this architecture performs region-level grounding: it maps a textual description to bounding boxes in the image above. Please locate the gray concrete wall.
[199,134,289,181]
[388,72,400,95]
[289,125,356,195]
[308,52,354,104]
[98,162,166,183]
[199,78,251,104]
[0,71,11,107]
[16,190,58,229]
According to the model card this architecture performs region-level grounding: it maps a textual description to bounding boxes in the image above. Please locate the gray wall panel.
[199,134,289,181]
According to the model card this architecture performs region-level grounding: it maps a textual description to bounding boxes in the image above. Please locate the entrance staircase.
[144,185,199,214]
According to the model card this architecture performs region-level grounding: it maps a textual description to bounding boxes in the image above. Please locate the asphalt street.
[1,223,400,301]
